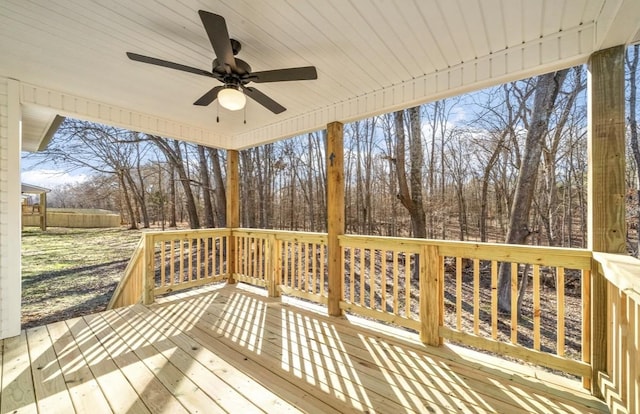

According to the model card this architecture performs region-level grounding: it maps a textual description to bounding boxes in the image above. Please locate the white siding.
[0,78,22,339]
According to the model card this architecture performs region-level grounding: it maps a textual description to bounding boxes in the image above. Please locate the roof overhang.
[21,183,50,194]
[2,0,640,151]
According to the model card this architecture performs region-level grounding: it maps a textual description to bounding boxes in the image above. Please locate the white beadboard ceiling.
[2,0,640,151]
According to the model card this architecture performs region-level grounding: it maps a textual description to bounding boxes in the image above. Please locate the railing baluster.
[204,237,209,279]
[179,239,185,283]
[381,250,387,311]
[456,256,462,331]
[186,238,191,282]
[311,243,317,295]
[370,249,376,309]
[170,240,175,286]
[393,251,399,315]
[160,241,166,287]
[557,266,565,356]
[582,268,591,390]
[511,262,518,344]
[282,241,289,288]
[405,253,411,318]
[533,264,541,350]
[360,248,366,307]
[320,244,326,297]
[491,260,497,339]
[196,238,201,281]
[297,242,303,291]
[474,258,480,335]
[350,247,355,304]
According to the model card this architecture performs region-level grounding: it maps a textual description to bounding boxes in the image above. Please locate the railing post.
[227,150,240,284]
[327,121,344,316]
[142,233,155,305]
[587,45,626,397]
[420,245,441,346]
[267,235,280,297]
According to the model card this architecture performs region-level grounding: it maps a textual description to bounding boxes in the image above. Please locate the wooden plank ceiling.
[1,0,640,151]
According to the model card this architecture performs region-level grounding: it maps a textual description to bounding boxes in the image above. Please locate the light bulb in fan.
[218,86,246,111]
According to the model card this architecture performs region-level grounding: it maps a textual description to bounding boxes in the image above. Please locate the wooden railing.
[594,252,640,414]
[339,235,593,382]
[111,228,634,392]
[109,229,230,308]
[146,229,230,300]
[232,229,328,303]
[107,237,144,309]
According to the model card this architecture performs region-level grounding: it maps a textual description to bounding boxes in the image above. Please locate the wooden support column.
[40,192,47,231]
[327,122,344,316]
[227,150,240,284]
[587,45,627,397]
[0,78,22,338]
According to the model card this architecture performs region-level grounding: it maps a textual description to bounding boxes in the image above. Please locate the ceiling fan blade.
[241,85,286,114]
[249,66,318,83]
[194,86,224,106]
[198,10,236,73]
[126,52,214,78]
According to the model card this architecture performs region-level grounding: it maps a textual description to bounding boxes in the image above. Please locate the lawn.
[21,226,142,329]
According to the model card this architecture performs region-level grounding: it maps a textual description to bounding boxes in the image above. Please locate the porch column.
[40,191,47,231]
[327,122,344,316]
[226,149,239,283]
[587,45,626,396]
[0,79,22,339]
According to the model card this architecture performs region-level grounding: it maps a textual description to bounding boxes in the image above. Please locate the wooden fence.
[23,210,120,228]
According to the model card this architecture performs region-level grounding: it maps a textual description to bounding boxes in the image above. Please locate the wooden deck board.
[1,284,609,413]
[26,325,75,413]
[1,331,37,414]
[122,305,304,414]
[46,320,113,414]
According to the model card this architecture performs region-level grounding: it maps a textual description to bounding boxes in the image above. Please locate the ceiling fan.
[126,10,318,114]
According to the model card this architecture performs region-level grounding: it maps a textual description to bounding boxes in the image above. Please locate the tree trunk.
[168,163,177,227]
[479,133,505,242]
[117,170,138,230]
[197,145,215,228]
[149,136,200,229]
[627,45,640,256]
[394,108,427,239]
[497,70,569,313]
[208,148,227,227]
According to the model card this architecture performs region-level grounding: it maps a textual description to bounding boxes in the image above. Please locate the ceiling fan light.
[218,86,246,111]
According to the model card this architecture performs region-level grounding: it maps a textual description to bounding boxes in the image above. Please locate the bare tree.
[196,145,215,228]
[394,107,427,238]
[208,148,226,227]
[498,69,570,313]
[148,135,200,229]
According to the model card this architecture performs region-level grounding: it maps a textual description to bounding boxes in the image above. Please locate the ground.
[21,226,141,329]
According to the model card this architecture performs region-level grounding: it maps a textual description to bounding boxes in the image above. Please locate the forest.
[24,45,640,257]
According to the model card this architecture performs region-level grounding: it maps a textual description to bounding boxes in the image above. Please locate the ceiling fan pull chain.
[217,101,220,123]
[244,105,247,124]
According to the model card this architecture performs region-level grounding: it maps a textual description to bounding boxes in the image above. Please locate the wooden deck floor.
[1,284,608,413]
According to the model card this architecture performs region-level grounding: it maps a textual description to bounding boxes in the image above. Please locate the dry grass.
[21,226,142,329]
